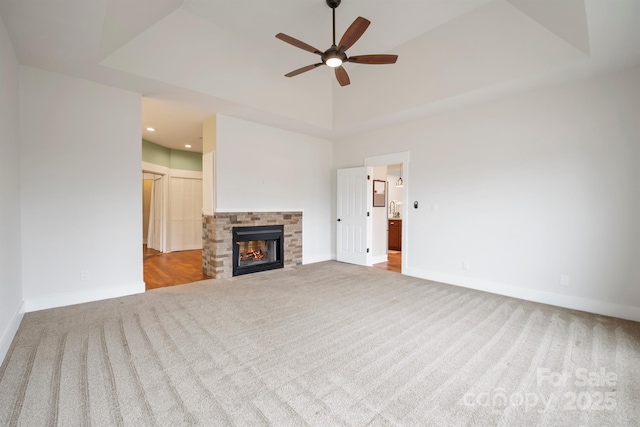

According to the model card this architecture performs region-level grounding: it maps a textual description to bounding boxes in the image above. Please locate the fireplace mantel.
[202,211,302,279]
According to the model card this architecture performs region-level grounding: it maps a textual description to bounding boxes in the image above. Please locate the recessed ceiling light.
[146,127,155,132]
[185,144,192,148]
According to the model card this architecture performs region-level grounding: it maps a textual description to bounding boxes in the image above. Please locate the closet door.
[170,177,203,251]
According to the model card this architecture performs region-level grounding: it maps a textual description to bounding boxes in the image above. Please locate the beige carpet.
[1,261,639,426]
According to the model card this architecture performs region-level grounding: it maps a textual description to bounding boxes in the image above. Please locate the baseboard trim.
[24,282,146,313]
[0,301,25,365]
[404,267,640,323]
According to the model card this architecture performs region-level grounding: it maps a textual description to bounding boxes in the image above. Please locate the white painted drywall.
[334,66,640,321]
[20,67,145,311]
[216,115,333,264]
[0,15,24,363]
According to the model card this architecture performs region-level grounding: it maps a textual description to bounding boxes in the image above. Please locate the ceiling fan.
[275,0,398,87]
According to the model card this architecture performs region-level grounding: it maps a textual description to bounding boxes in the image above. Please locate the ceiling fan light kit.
[276,0,398,87]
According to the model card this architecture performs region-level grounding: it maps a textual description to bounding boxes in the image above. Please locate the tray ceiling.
[1,0,639,150]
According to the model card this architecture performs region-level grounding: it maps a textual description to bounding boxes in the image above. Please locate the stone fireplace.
[202,212,302,279]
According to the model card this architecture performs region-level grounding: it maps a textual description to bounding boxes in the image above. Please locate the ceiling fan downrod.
[327,0,341,46]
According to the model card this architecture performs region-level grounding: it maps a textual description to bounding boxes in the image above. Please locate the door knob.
[337,218,341,222]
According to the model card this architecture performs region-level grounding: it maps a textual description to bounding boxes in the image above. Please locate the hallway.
[143,246,211,290]
[373,250,401,273]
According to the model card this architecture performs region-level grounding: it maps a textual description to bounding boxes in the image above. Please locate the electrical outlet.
[560,274,570,286]
[81,270,90,281]
[462,261,470,271]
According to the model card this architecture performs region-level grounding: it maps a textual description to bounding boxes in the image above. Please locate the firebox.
[232,225,284,276]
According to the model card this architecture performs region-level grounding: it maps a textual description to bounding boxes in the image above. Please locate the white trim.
[202,152,215,216]
[0,301,25,365]
[365,152,410,273]
[142,161,169,176]
[24,283,145,313]
[366,167,373,266]
[404,267,640,322]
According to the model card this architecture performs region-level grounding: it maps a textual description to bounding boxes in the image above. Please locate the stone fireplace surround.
[202,211,302,279]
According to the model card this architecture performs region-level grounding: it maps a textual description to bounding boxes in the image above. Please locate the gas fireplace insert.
[232,225,284,276]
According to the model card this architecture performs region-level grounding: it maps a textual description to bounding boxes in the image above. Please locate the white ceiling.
[1,0,639,152]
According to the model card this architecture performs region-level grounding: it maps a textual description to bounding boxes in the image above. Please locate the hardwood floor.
[144,246,398,289]
[373,250,401,273]
[143,245,211,290]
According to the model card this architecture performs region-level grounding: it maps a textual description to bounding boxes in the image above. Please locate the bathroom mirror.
[373,180,386,207]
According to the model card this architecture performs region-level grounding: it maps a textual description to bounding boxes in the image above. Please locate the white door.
[337,167,372,265]
[170,177,203,251]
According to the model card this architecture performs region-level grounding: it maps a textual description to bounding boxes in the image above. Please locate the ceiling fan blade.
[334,66,351,87]
[285,63,324,77]
[338,17,370,52]
[276,33,323,56]
[348,54,398,64]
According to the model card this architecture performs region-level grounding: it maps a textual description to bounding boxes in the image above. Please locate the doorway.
[372,164,403,273]
[142,170,209,289]
[336,152,409,273]
[365,152,409,274]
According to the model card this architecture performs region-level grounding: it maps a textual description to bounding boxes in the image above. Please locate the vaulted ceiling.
[1,0,639,151]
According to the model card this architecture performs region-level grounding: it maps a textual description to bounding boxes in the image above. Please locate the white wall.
[216,115,333,264]
[334,66,640,321]
[0,15,23,363]
[20,67,145,311]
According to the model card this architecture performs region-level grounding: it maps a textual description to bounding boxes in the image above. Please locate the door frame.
[364,152,410,273]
